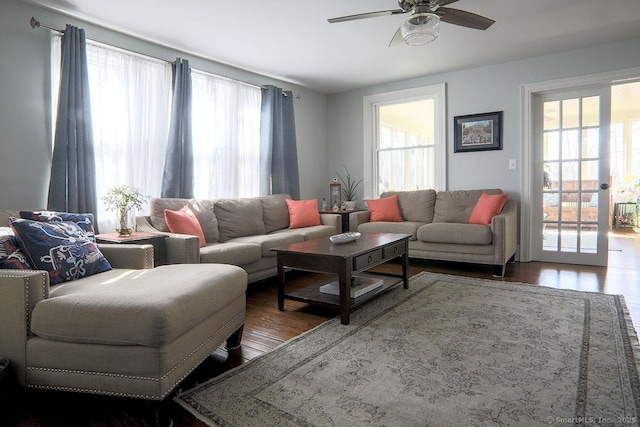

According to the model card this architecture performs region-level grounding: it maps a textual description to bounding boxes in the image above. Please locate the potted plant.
[102,185,148,236]
[336,166,363,210]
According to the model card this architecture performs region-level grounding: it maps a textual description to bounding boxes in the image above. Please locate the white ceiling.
[24,0,640,94]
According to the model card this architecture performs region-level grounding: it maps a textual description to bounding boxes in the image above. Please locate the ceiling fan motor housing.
[399,0,437,11]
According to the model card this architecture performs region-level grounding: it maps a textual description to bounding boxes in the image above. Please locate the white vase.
[345,200,356,210]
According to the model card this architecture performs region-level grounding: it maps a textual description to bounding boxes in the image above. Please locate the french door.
[531,86,611,266]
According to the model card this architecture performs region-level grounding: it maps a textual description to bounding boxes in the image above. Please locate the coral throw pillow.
[366,195,403,222]
[285,199,321,229]
[469,193,508,226]
[164,206,207,247]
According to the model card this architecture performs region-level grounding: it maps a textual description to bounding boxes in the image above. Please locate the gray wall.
[0,0,329,210]
[327,36,640,205]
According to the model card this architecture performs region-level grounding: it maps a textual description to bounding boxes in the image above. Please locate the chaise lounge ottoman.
[1,260,247,400]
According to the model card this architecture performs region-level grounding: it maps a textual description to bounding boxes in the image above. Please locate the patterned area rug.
[175,272,640,427]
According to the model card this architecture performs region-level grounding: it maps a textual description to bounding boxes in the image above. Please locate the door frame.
[520,66,640,262]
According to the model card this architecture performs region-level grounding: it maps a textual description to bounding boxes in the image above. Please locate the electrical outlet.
[509,159,517,170]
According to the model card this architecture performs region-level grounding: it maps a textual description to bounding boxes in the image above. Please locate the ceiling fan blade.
[388,27,404,47]
[328,9,405,23]
[434,0,460,7]
[436,7,495,30]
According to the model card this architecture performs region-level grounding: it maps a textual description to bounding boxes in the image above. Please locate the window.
[363,84,446,198]
[378,100,437,193]
[86,41,172,232]
[191,70,261,198]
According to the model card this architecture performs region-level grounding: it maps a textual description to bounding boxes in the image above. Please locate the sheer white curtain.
[86,42,172,232]
[191,70,261,198]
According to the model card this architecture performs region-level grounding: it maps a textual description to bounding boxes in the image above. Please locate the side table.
[319,209,366,233]
[96,232,167,266]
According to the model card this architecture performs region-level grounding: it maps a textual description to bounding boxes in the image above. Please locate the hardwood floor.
[1,230,638,426]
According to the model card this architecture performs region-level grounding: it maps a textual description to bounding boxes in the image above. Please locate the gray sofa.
[0,210,247,400]
[352,189,518,277]
[136,193,340,283]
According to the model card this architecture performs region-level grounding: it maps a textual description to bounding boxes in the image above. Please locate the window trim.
[362,83,447,199]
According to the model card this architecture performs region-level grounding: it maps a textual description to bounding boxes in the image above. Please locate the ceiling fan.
[328,0,495,46]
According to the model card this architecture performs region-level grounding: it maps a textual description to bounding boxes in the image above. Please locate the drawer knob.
[367,255,372,263]
[394,247,398,254]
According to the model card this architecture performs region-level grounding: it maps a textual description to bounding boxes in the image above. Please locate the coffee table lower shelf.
[282,272,403,311]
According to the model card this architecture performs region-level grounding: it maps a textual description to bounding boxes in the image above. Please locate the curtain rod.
[30,17,63,33]
[29,17,300,99]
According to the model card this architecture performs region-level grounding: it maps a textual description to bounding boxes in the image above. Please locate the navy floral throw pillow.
[19,211,97,242]
[10,218,111,285]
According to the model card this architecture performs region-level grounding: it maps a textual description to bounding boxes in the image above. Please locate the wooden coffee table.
[273,233,409,325]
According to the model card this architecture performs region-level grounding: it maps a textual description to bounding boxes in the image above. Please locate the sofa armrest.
[98,244,155,269]
[351,210,371,231]
[0,270,49,385]
[490,199,518,264]
[136,215,200,264]
[319,213,341,233]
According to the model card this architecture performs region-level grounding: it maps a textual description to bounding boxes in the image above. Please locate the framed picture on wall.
[454,111,503,153]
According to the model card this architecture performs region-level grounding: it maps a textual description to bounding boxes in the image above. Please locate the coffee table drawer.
[383,242,405,259]
[353,249,383,270]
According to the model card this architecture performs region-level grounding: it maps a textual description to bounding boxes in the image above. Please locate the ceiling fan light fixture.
[400,12,440,46]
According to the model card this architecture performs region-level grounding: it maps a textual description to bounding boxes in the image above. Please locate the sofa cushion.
[469,193,508,226]
[357,221,425,241]
[231,233,304,257]
[10,218,111,284]
[261,194,291,233]
[20,211,97,242]
[0,227,31,269]
[188,199,220,243]
[432,189,503,223]
[285,199,321,229]
[199,242,262,265]
[165,206,207,247]
[417,223,493,245]
[366,195,403,222]
[215,198,266,242]
[381,190,436,223]
[31,264,247,347]
[149,198,191,232]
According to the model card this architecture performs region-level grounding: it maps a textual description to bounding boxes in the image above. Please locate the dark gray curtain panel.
[259,85,300,199]
[161,58,194,198]
[47,24,98,217]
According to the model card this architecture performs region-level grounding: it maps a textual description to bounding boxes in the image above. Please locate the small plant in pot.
[336,166,362,210]
[102,185,148,237]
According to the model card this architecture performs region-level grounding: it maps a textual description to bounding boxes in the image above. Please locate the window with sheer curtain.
[52,36,262,232]
[191,70,261,198]
[85,41,172,232]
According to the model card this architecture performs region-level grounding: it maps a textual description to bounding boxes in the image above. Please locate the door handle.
[600,183,610,190]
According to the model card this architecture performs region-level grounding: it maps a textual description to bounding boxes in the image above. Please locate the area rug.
[175,272,640,427]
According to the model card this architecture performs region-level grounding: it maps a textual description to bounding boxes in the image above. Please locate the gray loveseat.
[0,210,247,400]
[136,193,340,283]
[352,189,518,277]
